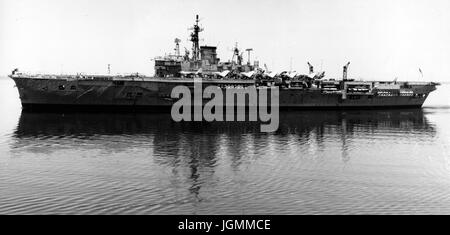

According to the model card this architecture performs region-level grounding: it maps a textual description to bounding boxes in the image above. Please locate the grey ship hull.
[11,76,436,111]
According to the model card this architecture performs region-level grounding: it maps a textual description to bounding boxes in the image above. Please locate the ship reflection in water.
[4,108,450,214]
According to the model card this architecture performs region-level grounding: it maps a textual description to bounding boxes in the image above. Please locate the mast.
[189,15,203,61]
[231,42,242,65]
[174,38,181,56]
[246,48,253,65]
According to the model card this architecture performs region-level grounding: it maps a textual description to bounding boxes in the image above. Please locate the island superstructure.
[9,15,438,110]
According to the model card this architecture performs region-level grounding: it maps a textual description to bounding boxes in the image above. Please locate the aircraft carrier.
[9,15,439,111]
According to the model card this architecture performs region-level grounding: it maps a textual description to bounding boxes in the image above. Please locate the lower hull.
[12,77,432,112]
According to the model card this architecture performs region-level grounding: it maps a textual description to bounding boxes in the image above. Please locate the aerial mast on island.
[189,15,203,61]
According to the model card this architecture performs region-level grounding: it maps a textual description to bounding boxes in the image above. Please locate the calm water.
[1,77,450,214]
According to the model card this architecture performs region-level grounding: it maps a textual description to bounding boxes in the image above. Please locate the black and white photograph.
[1,0,450,222]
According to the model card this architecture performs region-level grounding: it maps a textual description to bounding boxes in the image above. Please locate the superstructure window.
[58,85,65,90]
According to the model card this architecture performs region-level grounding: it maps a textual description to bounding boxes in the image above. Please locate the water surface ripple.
[1,79,450,214]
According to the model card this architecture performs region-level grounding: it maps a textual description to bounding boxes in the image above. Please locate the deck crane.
[307,62,314,74]
[343,62,350,81]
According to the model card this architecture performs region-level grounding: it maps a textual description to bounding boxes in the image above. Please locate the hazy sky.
[1,0,450,81]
